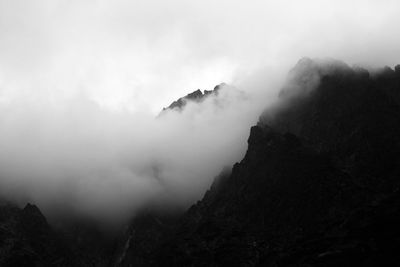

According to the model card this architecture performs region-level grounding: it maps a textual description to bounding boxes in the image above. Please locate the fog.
[0,0,400,223]
[0,84,271,223]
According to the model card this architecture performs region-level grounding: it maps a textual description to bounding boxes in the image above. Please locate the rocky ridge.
[119,58,400,266]
[161,83,226,112]
[2,58,400,266]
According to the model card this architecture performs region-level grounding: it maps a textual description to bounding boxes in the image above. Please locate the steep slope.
[121,58,400,266]
[161,83,226,112]
[2,58,400,266]
[0,202,82,267]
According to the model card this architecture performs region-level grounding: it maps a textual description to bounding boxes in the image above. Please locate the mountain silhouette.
[2,59,400,266]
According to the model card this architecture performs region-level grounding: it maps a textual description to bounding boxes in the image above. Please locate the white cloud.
[0,0,399,223]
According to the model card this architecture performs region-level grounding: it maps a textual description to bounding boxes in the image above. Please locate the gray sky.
[0,0,399,223]
[1,0,399,112]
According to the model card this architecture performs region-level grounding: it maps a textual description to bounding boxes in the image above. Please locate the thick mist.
[1,0,400,224]
[0,85,271,223]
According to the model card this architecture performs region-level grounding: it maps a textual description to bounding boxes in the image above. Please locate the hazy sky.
[1,0,400,111]
[0,0,400,224]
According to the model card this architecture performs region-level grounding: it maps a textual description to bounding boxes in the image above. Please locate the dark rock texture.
[161,83,225,112]
[2,58,400,266]
[119,58,400,266]
[0,202,82,267]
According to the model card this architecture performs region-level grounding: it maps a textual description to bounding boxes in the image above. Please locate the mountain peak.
[23,202,41,213]
[125,59,400,266]
[161,83,226,112]
[279,57,353,99]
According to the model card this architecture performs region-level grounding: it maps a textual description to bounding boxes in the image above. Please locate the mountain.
[0,201,120,267]
[0,202,82,267]
[118,58,400,266]
[161,83,226,112]
[2,58,400,266]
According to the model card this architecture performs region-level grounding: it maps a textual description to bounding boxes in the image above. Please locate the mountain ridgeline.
[2,58,400,266]
[161,83,226,112]
[119,58,400,266]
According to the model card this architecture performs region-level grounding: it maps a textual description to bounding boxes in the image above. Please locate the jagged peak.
[23,202,41,213]
[186,89,203,99]
[279,58,354,99]
[161,83,227,113]
[21,202,48,223]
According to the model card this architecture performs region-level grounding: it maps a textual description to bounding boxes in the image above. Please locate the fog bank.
[1,0,400,223]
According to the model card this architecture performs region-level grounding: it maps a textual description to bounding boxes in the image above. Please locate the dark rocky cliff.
[0,202,82,267]
[120,58,400,266]
[161,83,225,112]
[2,58,400,267]
[0,201,119,267]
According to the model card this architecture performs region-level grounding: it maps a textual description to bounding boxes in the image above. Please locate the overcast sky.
[1,0,400,112]
[1,0,400,223]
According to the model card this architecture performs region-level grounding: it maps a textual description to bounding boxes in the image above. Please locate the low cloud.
[1,0,400,224]
[0,84,271,224]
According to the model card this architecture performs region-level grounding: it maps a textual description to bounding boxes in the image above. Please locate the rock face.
[161,83,225,112]
[114,211,181,267]
[0,202,119,267]
[2,59,400,266]
[119,59,400,266]
[0,202,82,267]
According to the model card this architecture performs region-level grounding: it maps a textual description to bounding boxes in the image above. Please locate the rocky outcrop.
[2,58,400,266]
[121,58,400,266]
[116,211,180,267]
[161,83,225,112]
[0,203,82,267]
